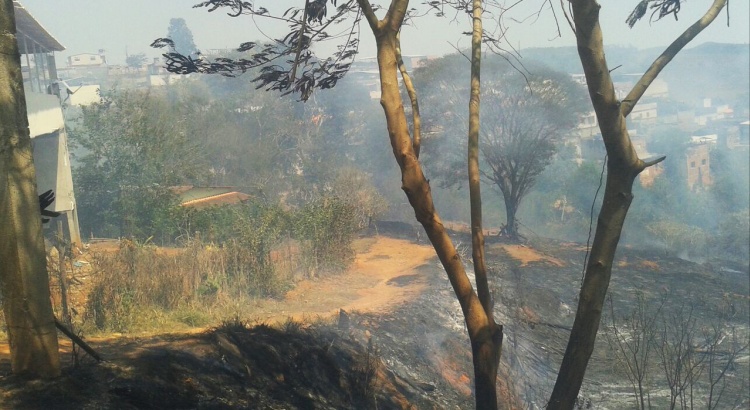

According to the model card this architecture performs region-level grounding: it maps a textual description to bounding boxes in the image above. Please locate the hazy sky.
[18,0,750,66]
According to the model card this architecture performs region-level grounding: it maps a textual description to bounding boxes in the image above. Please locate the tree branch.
[621,0,727,117]
[384,0,410,32]
[357,0,380,31]
[290,0,311,83]
[395,31,421,157]
[642,155,666,169]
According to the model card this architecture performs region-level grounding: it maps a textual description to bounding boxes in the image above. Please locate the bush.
[711,209,750,262]
[293,196,360,275]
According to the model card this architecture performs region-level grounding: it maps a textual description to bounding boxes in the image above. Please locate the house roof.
[172,186,252,209]
[180,192,252,209]
[13,1,65,53]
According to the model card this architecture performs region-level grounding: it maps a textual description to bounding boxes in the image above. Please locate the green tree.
[167,18,198,56]
[713,209,750,261]
[125,52,147,69]
[71,89,207,240]
[0,0,60,378]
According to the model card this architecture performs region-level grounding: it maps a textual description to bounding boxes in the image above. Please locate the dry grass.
[81,239,297,334]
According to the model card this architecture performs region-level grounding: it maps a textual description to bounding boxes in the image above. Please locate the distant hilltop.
[520,42,749,104]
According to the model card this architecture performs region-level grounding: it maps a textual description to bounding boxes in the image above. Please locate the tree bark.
[547,1,723,408]
[0,0,61,378]
[357,1,502,408]
[501,190,518,239]
[468,1,503,408]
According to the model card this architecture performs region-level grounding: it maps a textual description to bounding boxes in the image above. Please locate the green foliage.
[167,18,198,56]
[712,209,750,262]
[517,158,605,241]
[70,89,208,240]
[294,196,360,274]
[646,220,707,256]
[125,53,147,69]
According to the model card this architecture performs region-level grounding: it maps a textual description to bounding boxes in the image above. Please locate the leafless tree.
[606,292,665,410]
[656,302,706,409]
[702,313,748,409]
[548,1,728,406]
[608,293,749,410]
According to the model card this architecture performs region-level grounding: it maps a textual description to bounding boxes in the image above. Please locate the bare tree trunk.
[548,0,725,407]
[357,1,502,408]
[0,0,61,378]
[468,1,503,408]
[501,191,518,239]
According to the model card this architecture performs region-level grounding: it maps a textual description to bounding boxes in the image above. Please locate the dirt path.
[251,236,436,323]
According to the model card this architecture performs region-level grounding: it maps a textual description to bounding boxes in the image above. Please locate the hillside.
[0,234,747,408]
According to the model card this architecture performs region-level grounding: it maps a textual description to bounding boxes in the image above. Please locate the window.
[90,56,96,61]
[701,159,707,165]
[73,57,80,61]
[691,161,696,168]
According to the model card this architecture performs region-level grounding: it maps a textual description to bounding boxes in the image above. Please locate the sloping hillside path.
[243,236,437,323]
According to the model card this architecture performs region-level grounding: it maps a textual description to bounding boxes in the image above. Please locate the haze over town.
[20,0,750,65]
[1,1,749,409]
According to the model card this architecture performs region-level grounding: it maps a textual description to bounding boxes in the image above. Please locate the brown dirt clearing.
[248,236,436,324]
[496,244,565,267]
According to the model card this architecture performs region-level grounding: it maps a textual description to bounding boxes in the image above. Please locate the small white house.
[67,52,106,67]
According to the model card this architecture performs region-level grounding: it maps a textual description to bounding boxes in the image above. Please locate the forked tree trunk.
[357,1,502,408]
[0,0,61,378]
[547,0,725,407]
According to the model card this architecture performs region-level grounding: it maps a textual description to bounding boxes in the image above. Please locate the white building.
[15,1,82,246]
[630,102,658,123]
[67,52,106,67]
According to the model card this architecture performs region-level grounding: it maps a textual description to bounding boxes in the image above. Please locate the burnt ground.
[0,319,450,410]
[0,235,475,410]
[0,233,748,409]
[482,237,750,408]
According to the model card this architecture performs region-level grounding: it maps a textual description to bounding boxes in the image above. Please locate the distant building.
[67,52,106,67]
[616,74,669,99]
[693,98,736,126]
[630,102,658,124]
[580,134,605,160]
[145,57,190,87]
[631,135,663,187]
[575,111,598,139]
[690,134,718,145]
[685,143,711,190]
[643,78,668,99]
